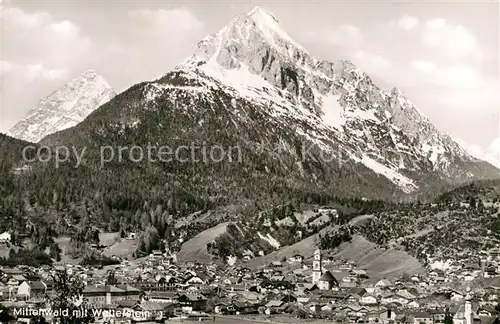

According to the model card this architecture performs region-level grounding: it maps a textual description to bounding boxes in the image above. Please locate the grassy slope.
[243,213,424,280]
[244,214,375,269]
[53,232,137,263]
[333,234,425,280]
[102,239,138,259]
[244,225,332,269]
[176,222,229,263]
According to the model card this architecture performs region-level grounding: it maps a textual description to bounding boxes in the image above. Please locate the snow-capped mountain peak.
[247,6,307,53]
[147,7,499,193]
[179,6,309,72]
[7,70,116,143]
[248,6,276,21]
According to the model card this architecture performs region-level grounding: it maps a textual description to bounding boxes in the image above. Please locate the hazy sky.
[1,0,498,151]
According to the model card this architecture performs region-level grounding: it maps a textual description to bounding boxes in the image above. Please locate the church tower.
[312,249,323,284]
[464,288,473,324]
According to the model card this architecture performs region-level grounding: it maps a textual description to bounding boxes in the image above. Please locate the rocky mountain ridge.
[39,6,498,198]
[166,6,497,192]
[7,70,116,143]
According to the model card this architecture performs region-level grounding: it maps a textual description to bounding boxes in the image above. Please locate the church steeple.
[464,286,473,324]
[312,249,322,284]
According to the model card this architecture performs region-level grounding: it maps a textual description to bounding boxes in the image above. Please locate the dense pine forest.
[2,128,500,265]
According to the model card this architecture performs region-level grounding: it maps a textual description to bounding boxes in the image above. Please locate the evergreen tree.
[49,243,62,261]
[48,269,93,324]
[469,197,477,209]
[444,307,453,324]
[105,270,119,285]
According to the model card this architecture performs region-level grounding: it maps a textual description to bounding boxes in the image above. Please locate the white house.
[318,207,337,214]
[375,279,392,288]
[381,293,409,306]
[287,254,304,263]
[0,232,11,243]
[316,271,339,291]
[148,291,177,304]
[17,281,47,300]
[185,276,205,285]
[359,294,378,305]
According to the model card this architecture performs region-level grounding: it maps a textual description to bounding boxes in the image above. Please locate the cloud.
[398,15,419,30]
[0,6,50,27]
[1,62,67,81]
[300,24,363,55]
[422,18,483,62]
[409,59,498,134]
[353,51,392,75]
[328,25,363,49]
[433,65,481,89]
[50,20,80,35]
[2,61,66,81]
[2,7,92,68]
[129,8,204,33]
[105,7,205,84]
[424,18,446,29]
[1,61,13,74]
[25,64,67,81]
[412,60,489,90]
[411,60,436,74]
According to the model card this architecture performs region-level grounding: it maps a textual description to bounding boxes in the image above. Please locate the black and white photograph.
[0,0,499,323]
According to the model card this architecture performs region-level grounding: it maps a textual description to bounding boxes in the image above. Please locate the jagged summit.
[178,5,309,72]
[7,70,116,143]
[248,6,277,21]
[246,6,304,51]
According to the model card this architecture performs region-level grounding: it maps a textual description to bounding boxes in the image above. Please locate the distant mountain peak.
[7,70,116,143]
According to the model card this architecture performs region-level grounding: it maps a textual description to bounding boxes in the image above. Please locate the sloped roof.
[349,287,367,296]
[0,268,23,275]
[376,279,392,286]
[410,311,432,318]
[116,299,138,308]
[28,281,46,290]
[178,293,207,301]
[116,284,140,293]
[83,285,125,294]
[137,301,165,311]
[481,316,500,324]
[149,291,177,299]
[265,300,284,308]
[319,271,338,284]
